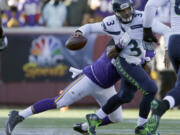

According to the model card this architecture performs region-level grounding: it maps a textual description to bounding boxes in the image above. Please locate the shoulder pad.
[101,15,121,35]
[102,15,117,31]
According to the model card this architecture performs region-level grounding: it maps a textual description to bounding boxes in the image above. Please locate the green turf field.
[0,107,180,135]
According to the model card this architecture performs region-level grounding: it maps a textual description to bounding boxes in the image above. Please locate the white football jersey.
[102,11,147,64]
[78,10,169,65]
[101,10,169,65]
[144,0,180,34]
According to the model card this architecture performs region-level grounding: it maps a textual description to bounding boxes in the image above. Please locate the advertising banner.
[2,31,97,82]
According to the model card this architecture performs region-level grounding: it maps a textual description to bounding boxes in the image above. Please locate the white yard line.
[0,128,180,135]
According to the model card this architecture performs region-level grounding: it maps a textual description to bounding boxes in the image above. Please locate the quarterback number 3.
[175,0,180,15]
[128,40,141,57]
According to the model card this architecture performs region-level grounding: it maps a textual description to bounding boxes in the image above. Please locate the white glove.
[0,36,8,50]
[119,32,131,47]
[69,67,82,79]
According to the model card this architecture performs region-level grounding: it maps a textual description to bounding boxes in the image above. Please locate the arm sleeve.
[143,0,169,28]
[77,22,107,35]
[152,19,170,50]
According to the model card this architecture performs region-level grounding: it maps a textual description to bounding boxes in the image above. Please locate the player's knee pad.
[110,115,123,123]
[109,106,123,123]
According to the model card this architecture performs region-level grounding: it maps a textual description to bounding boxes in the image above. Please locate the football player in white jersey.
[143,0,180,134]
[78,0,170,135]
[0,0,8,50]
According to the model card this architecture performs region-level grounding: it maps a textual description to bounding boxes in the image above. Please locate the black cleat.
[73,123,88,135]
[5,110,24,135]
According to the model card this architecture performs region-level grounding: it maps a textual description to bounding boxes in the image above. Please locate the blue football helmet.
[112,0,134,24]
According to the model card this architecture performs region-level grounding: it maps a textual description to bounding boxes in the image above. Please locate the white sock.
[96,109,107,119]
[137,116,147,126]
[19,106,33,118]
[163,96,175,109]
[81,122,88,131]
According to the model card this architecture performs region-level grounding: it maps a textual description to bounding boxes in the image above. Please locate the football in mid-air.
[65,35,87,50]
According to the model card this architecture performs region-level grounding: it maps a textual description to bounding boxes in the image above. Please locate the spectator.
[42,0,67,28]
[22,0,41,26]
[65,0,92,26]
[2,4,25,27]
[89,0,113,22]
[0,0,8,11]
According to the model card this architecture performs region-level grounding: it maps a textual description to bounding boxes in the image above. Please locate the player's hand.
[0,35,8,51]
[119,32,131,47]
[72,30,83,38]
[69,67,82,79]
[106,45,120,58]
[143,27,158,43]
[164,50,170,68]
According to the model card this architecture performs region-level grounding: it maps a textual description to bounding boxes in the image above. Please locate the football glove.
[142,41,155,58]
[143,27,158,43]
[69,67,82,79]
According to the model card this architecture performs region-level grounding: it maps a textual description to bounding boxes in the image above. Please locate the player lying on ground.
[5,39,124,135]
[143,0,180,134]
[74,0,170,135]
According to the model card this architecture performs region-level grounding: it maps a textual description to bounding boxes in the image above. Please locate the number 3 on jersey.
[128,40,141,56]
[175,0,180,15]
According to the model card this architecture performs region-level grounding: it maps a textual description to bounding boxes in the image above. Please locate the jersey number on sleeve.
[128,40,141,56]
[106,20,115,26]
[175,0,180,15]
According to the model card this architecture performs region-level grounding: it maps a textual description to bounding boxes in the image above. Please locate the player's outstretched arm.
[143,0,168,43]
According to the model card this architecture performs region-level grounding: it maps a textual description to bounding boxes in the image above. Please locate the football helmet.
[112,0,134,24]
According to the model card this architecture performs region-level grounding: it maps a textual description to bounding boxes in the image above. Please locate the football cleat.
[135,122,160,135]
[147,100,161,134]
[73,123,88,135]
[86,114,102,135]
[5,110,24,135]
[135,123,151,135]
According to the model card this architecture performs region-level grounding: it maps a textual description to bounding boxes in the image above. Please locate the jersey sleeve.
[77,22,107,35]
[152,19,170,50]
[143,0,169,28]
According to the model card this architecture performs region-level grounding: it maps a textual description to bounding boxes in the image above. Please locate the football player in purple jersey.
[5,39,123,135]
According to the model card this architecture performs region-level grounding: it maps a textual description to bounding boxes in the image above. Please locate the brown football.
[65,35,88,50]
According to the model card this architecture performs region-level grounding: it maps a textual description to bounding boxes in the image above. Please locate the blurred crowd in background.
[0,0,148,28]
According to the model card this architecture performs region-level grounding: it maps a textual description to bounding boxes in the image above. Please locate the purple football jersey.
[83,50,121,88]
[2,10,25,27]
